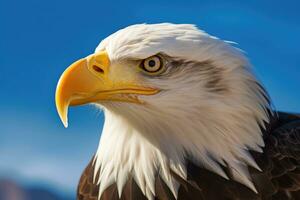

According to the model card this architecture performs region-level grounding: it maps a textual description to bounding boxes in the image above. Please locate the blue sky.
[0,0,299,197]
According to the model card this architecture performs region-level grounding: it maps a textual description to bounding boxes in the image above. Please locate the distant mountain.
[0,179,73,200]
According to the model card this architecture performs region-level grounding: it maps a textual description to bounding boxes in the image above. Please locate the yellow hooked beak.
[55,51,159,127]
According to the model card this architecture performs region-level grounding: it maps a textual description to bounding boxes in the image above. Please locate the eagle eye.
[140,55,164,75]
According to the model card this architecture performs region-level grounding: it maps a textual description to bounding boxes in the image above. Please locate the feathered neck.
[94,90,271,200]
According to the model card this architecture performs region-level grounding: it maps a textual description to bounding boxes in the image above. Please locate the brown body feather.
[78,112,300,200]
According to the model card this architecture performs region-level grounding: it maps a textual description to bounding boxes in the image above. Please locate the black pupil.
[148,60,156,67]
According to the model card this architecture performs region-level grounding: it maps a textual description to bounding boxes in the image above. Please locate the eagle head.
[55,23,271,199]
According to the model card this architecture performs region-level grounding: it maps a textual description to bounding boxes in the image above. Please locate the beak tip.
[56,97,69,128]
[63,121,68,128]
[60,116,69,128]
[57,108,69,128]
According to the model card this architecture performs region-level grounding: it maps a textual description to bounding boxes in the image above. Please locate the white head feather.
[93,23,271,200]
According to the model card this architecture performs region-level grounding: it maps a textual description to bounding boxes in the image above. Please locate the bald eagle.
[55,23,300,200]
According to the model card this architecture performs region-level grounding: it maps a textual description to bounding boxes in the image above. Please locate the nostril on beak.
[92,65,104,74]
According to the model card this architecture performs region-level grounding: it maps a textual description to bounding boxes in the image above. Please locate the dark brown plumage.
[77,112,300,200]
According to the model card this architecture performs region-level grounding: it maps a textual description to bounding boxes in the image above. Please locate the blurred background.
[0,0,299,199]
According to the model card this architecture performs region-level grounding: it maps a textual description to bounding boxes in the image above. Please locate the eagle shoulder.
[257,112,300,199]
